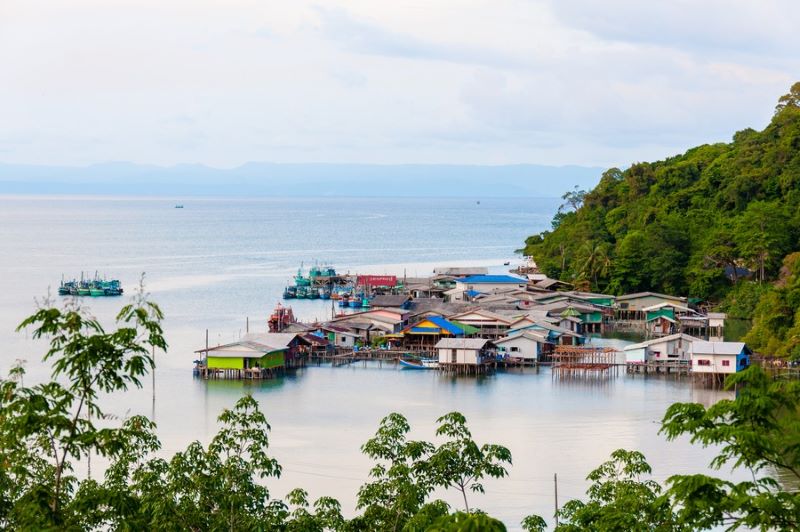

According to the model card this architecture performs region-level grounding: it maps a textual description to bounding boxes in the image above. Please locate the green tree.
[427,412,512,513]
[560,186,587,212]
[0,296,166,529]
[551,450,679,531]
[661,366,800,530]
[775,81,800,115]
[608,230,649,294]
[353,413,435,531]
[735,201,791,283]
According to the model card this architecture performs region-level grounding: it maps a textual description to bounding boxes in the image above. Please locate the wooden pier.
[312,348,420,367]
[626,361,690,376]
[195,365,285,380]
[552,346,620,378]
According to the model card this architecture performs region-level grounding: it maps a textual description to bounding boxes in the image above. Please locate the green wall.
[207,356,243,369]
[206,350,285,370]
[257,351,285,369]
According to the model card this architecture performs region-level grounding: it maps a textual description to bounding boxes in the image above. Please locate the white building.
[435,338,494,365]
[691,341,751,374]
[624,333,700,364]
[707,312,727,341]
[448,275,528,302]
[494,331,547,361]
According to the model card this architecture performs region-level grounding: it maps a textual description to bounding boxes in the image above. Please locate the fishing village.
[191,259,758,384]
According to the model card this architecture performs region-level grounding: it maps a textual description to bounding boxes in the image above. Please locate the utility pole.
[151,343,156,422]
[554,473,559,527]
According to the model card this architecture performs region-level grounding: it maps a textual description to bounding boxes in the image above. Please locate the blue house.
[691,341,751,374]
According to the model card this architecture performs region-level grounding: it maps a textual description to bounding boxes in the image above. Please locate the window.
[697,359,711,366]
[740,359,747,367]
[510,346,519,352]
[451,349,457,363]
[722,360,730,367]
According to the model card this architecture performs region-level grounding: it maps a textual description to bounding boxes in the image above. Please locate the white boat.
[399,358,439,370]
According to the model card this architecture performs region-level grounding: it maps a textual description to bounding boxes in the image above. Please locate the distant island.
[521,82,800,359]
[0,162,602,198]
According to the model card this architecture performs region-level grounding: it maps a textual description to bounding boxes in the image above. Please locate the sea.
[0,195,745,529]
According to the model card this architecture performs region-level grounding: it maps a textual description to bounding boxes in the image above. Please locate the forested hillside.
[522,83,800,358]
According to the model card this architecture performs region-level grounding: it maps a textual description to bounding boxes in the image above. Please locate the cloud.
[313,6,532,70]
[0,0,797,169]
[546,0,800,57]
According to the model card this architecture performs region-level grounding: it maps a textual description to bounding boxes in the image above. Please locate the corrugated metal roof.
[623,333,701,351]
[433,267,490,276]
[436,338,491,349]
[616,291,686,302]
[371,295,411,307]
[495,331,548,344]
[456,275,527,284]
[692,341,746,355]
[642,302,693,312]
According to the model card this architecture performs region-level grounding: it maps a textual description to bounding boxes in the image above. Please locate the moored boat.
[58,274,123,296]
[399,358,439,370]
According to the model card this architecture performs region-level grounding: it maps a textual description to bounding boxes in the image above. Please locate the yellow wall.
[207,356,243,369]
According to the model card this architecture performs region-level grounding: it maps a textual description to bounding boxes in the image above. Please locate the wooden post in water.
[554,473,559,527]
[246,316,249,334]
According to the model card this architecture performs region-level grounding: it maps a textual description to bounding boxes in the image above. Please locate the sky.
[1,0,798,169]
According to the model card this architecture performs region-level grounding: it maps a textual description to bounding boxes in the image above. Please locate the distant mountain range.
[0,162,603,197]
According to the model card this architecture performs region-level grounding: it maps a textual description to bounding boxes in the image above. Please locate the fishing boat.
[399,358,439,370]
[282,286,297,299]
[59,274,123,296]
[175,204,184,209]
[268,303,296,332]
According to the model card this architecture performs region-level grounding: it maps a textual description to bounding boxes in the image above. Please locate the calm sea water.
[0,196,743,529]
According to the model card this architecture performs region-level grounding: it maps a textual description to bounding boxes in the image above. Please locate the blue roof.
[458,275,527,284]
[426,315,467,335]
[465,289,484,297]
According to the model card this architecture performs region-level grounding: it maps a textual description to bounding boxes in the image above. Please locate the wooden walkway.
[626,361,690,376]
[195,365,285,380]
[312,348,418,367]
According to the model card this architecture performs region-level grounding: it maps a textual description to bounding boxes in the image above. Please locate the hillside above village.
[522,83,800,358]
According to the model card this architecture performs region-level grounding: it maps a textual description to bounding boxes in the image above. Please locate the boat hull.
[399,359,439,370]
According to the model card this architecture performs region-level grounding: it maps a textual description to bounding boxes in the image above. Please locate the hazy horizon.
[0,161,603,197]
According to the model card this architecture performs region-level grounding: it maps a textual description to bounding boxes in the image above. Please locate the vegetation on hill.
[522,82,800,358]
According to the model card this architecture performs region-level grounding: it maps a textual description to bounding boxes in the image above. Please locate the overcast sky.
[1,0,798,168]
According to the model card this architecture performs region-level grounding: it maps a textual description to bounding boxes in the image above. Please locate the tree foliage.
[660,366,800,531]
[552,450,678,531]
[521,83,800,356]
[0,299,517,530]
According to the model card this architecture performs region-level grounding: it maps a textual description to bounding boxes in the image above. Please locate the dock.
[626,361,690,376]
[195,365,285,380]
[551,346,620,378]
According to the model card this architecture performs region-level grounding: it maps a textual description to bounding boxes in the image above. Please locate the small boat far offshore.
[399,358,439,370]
